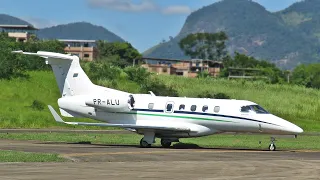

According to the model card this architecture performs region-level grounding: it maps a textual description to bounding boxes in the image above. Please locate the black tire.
[161,139,172,148]
[269,143,276,151]
[140,138,151,148]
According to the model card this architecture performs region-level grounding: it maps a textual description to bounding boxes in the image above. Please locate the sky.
[0,0,301,52]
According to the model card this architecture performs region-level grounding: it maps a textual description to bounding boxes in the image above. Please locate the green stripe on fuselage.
[121,111,234,123]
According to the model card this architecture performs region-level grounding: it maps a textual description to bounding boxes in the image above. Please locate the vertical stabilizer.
[13,51,94,97]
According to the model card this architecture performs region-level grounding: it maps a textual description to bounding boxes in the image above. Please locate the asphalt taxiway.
[0,139,320,180]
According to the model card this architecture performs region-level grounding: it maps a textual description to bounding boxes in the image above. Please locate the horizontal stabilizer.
[47,105,190,132]
[48,105,64,123]
[12,50,74,60]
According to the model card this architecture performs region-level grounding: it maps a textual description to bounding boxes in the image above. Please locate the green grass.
[0,71,114,129]
[1,132,320,150]
[1,71,320,132]
[0,150,65,162]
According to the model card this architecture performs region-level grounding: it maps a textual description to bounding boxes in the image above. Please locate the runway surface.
[0,140,320,180]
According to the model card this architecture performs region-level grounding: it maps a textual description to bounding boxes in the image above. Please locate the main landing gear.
[160,139,172,148]
[139,132,155,148]
[140,138,151,148]
[139,132,179,148]
[268,137,276,151]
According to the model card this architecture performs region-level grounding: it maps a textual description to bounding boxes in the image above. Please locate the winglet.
[48,105,65,123]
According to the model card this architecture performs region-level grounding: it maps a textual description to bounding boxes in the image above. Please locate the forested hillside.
[144,0,320,69]
[0,14,31,25]
[37,22,124,42]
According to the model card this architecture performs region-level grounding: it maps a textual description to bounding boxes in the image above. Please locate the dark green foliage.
[30,100,45,111]
[37,22,124,42]
[197,91,230,99]
[197,70,211,79]
[97,41,142,68]
[124,66,151,84]
[197,91,214,98]
[220,53,285,84]
[291,63,320,88]
[214,93,230,99]
[0,33,65,79]
[83,61,122,81]
[141,77,179,97]
[123,66,178,96]
[81,61,178,96]
[179,32,228,60]
[0,34,28,79]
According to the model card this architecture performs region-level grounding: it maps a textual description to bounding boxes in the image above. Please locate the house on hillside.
[141,58,223,78]
[58,39,98,61]
[0,24,38,42]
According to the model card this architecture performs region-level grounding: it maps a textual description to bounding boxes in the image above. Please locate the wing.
[48,105,190,133]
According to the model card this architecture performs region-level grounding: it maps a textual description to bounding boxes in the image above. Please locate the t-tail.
[13,50,94,97]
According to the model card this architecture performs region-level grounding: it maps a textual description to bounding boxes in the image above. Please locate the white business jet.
[13,51,303,151]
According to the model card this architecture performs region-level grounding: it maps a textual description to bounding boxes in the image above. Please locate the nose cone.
[292,124,304,134]
[283,120,304,134]
[269,115,304,135]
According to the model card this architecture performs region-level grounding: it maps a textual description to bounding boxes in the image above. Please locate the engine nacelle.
[85,94,135,112]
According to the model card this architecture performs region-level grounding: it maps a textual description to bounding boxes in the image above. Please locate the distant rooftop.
[142,57,222,64]
[58,39,96,43]
[0,24,38,30]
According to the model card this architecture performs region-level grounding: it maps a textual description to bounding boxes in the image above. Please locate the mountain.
[277,0,320,42]
[144,0,320,69]
[0,14,125,43]
[37,22,124,42]
[0,14,31,25]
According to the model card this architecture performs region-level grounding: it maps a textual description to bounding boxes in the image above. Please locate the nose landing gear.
[268,137,276,151]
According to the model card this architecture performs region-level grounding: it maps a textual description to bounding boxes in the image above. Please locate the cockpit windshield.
[240,105,269,114]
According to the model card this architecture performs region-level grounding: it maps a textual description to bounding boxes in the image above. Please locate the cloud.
[162,5,192,15]
[87,0,192,15]
[87,0,157,12]
[22,17,57,28]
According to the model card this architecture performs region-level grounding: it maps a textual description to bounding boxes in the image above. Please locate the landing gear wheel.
[269,137,276,151]
[269,143,276,151]
[140,138,151,148]
[161,139,172,148]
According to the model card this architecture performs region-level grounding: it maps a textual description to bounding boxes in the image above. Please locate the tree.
[291,63,320,88]
[97,41,141,67]
[220,52,285,83]
[179,32,228,61]
[0,32,65,79]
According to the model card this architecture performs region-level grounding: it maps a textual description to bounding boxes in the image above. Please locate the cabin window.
[148,103,154,110]
[250,105,269,114]
[166,103,174,113]
[202,105,208,112]
[190,105,197,112]
[241,106,250,113]
[179,104,185,110]
[214,106,220,113]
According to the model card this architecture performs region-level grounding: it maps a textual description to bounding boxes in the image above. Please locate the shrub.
[30,100,45,111]
[197,91,230,99]
[213,93,230,99]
